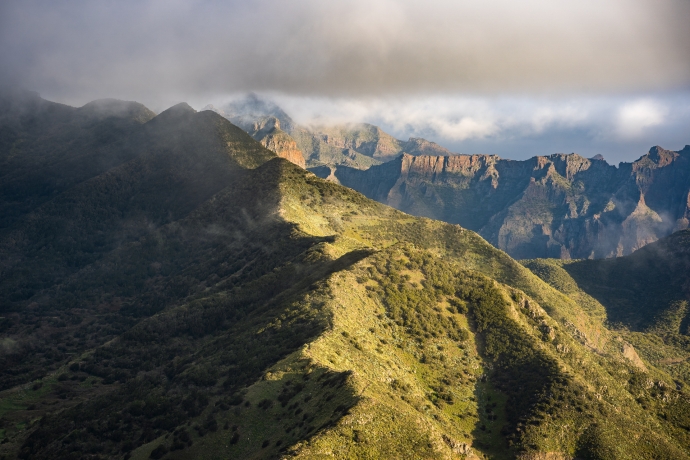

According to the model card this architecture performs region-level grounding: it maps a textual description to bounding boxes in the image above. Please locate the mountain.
[523,228,690,394]
[325,148,690,259]
[203,101,305,168]
[1,92,690,459]
[524,229,690,334]
[0,88,157,230]
[246,116,306,168]
[210,94,455,171]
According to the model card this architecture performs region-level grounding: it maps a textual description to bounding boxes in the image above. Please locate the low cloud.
[266,92,690,162]
[2,1,688,162]
[616,99,667,139]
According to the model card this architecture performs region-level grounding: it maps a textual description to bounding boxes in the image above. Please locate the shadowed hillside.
[1,93,689,460]
[524,230,690,386]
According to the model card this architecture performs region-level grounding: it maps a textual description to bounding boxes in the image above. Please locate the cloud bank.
[1,0,689,104]
[1,0,688,162]
[266,92,690,163]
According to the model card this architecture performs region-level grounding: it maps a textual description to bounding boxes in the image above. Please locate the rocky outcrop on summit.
[400,137,454,157]
[328,146,690,259]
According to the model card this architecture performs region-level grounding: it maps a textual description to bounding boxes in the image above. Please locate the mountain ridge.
[325,146,690,259]
[1,92,690,459]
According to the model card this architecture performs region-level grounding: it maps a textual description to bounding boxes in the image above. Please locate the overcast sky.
[2,0,689,163]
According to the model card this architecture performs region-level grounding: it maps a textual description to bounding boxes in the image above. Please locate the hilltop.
[0,92,689,459]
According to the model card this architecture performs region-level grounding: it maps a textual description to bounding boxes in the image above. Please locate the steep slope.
[330,148,690,259]
[0,88,156,229]
[523,229,690,402]
[1,96,689,459]
[524,230,690,334]
[0,101,275,321]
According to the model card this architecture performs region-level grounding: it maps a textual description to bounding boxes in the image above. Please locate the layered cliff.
[250,117,306,168]
[328,146,690,259]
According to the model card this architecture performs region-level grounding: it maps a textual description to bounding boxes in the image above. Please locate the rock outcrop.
[325,146,690,259]
[250,117,305,168]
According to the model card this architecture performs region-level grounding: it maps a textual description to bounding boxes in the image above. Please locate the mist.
[1,0,689,162]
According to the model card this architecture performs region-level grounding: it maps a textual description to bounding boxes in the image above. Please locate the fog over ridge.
[1,0,689,162]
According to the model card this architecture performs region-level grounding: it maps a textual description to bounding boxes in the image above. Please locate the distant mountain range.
[205,94,455,170]
[1,89,690,459]
[327,147,690,259]
[211,94,690,260]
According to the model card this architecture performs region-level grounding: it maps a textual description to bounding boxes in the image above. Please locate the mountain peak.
[150,102,197,124]
[167,102,196,113]
[402,137,455,156]
[78,98,156,123]
[221,94,295,133]
[639,145,678,167]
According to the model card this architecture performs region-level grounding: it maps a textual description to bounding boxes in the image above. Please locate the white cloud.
[530,105,589,133]
[616,99,667,139]
[262,92,690,162]
[429,117,498,141]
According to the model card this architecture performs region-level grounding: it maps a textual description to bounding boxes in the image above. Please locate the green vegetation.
[1,92,689,459]
[524,230,690,388]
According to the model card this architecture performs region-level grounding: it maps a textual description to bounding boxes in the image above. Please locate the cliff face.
[258,131,305,168]
[250,117,306,168]
[329,146,690,259]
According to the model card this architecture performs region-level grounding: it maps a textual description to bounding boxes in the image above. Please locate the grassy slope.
[127,163,690,459]
[1,103,689,459]
[523,232,690,385]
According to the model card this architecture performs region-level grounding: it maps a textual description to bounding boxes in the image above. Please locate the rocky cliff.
[250,117,306,168]
[328,146,690,259]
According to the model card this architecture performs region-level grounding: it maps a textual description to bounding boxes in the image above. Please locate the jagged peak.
[253,116,281,133]
[547,152,587,161]
[648,145,665,157]
[632,145,679,168]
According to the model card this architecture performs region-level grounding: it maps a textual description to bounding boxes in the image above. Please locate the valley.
[0,90,689,458]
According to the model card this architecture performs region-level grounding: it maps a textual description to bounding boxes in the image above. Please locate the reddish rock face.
[331,146,690,259]
[249,117,306,169]
[259,131,306,169]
